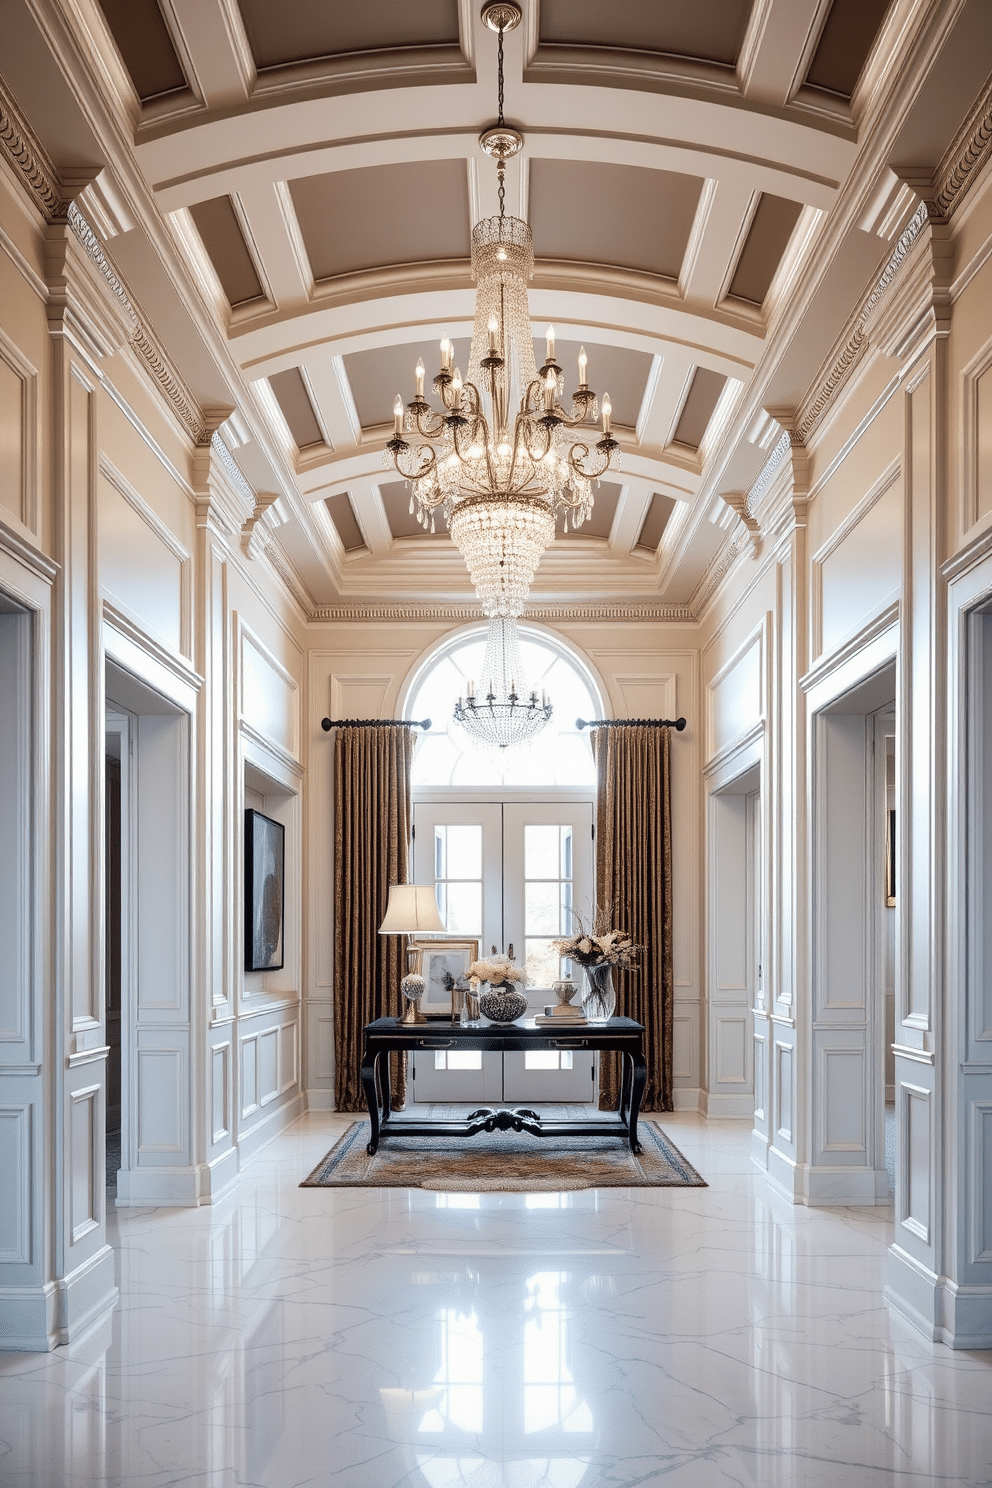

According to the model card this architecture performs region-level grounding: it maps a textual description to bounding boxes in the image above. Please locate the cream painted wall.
[305,616,703,1108]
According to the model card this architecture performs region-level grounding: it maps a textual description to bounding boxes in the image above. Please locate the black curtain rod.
[576,716,687,731]
[320,717,432,731]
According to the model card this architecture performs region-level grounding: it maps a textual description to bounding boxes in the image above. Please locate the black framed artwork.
[245,809,285,971]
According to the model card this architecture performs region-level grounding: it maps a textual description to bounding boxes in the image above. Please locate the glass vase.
[581,961,616,1021]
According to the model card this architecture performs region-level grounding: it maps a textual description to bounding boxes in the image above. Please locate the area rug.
[301,1119,706,1191]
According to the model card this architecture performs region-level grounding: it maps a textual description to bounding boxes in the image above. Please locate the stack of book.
[534,1003,588,1026]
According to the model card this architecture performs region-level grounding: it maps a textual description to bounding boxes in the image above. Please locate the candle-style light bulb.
[578,346,588,387]
[415,358,425,397]
[451,367,463,404]
[544,367,556,410]
[546,325,556,363]
[440,335,452,370]
[602,393,612,436]
[393,394,404,434]
[487,316,499,354]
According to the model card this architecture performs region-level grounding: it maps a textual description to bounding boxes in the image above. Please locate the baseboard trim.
[305,1088,336,1111]
[0,1281,59,1352]
[237,1091,305,1163]
[702,1091,755,1118]
[56,1245,118,1347]
[672,1087,703,1113]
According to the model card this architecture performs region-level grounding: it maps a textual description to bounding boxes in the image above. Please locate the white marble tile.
[1,1111,990,1487]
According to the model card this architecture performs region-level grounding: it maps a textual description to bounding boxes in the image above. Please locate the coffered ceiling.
[3,0,990,613]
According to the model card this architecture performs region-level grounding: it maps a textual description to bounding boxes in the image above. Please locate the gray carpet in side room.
[301,1114,706,1191]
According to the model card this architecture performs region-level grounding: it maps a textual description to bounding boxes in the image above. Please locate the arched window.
[406,626,602,789]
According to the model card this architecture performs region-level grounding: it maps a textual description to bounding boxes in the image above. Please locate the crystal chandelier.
[454,615,553,749]
[384,0,619,617]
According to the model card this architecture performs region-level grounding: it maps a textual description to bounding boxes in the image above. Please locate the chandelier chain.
[497,20,506,215]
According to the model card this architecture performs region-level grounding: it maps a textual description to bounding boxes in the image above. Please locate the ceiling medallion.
[454,615,553,750]
[384,0,619,620]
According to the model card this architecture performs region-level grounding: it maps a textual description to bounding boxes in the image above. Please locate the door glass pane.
[523,825,573,987]
[434,824,483,935]
[442,882,482,935]
[524,1051,573,1070]
[435,1051,483,1071]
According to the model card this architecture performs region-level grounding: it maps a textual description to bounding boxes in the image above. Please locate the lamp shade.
[378,883,446,935]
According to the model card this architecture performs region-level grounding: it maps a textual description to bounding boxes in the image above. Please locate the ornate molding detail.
[64,206,205,441]
[689,532,749,619]
[795,204,929,445]
[307,600,696,623]
[931,73,992,222]
[0,73,61,220]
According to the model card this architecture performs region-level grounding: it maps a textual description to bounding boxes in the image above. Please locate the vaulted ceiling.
[3,0,989,612]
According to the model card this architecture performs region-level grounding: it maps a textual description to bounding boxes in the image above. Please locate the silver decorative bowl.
[478,985,528,1023]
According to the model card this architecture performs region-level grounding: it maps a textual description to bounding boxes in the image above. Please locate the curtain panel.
[592,725,674,1111]
[332,725,415,1111]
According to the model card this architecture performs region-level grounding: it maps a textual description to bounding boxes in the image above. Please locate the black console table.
[360,1016,647,1156]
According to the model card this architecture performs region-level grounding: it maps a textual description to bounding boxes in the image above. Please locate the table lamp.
[379,884,446,1022]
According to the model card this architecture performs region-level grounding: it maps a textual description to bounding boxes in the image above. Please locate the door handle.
[421,1040,455,1049]
[551,1039,587,1048]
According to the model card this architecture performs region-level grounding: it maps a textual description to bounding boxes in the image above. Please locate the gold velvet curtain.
[333,725,415,1111]
[592,725,674,1111]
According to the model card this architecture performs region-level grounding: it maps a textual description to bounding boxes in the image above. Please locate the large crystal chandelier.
[385,0,619,617]
[454,615,552,749]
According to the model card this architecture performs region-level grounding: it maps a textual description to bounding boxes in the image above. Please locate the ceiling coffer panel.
[538,0,750,68]
[188,197,264,307]
[344,339,473,431]
[95,0,187,100]
[269,368,324,450]
[289,162,471,282]
[237,0,460,71]
[532,339,652,430]
[636,493,677,552]
[728,194,803,306]
[381,480,428,540]
[672,368,728,450]
[529,160,703,281]
[557,480,622,540]
[325,493,366,553]
[804,0,894,99]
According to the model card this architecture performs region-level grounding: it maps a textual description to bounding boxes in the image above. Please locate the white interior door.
[409,798,595,1104]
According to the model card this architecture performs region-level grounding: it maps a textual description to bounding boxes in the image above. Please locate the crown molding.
[931,71,992,223]
[306,600,696,624]
[0,71,62,220]
[688,530,749,620]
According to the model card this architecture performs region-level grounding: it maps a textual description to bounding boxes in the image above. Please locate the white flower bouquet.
[553,909,640,969]
[467,956,527,988]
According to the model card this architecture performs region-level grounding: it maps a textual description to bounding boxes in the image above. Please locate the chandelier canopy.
[454,616,553,749]
[384,1,619,617]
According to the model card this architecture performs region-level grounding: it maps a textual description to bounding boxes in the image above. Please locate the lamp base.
[401,1002,427,1026]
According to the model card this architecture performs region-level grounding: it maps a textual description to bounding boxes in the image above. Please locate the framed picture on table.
[409,939,480,1017]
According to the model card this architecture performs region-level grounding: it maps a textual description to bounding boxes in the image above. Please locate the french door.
[409,797,596,1104]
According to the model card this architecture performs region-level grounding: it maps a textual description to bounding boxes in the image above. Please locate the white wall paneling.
[98,459,190,660]
[0,534,58,1348]
[0,326,38,532]
[811,464,902,662]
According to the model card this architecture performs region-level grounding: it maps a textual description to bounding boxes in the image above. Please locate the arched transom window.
[406,627,602,789]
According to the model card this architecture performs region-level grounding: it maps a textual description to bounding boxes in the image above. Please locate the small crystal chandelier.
[385,0,619,617]
[454,615,553,749]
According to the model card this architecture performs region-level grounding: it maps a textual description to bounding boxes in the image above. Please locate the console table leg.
[361,1048,381,1155]
[628,1048,647,1155]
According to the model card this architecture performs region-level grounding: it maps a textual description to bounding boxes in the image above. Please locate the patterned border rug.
[301,1119,706,1191]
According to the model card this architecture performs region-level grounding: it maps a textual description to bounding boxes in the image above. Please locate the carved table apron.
[360,1016,648,1156]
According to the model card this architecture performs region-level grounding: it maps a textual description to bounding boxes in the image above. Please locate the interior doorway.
[706,762,761,1118]
[104,661,193,1206]
[809,664,896,1205]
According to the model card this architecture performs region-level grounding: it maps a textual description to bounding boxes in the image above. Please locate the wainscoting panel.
[971,1102,992,1265]
[241,1037,258,1119]
[279,1021,297,1094]
[69,1085,99,1245]
[775,1041,793,1143]
[0,1105,30,1263]
[211,1043,230,1146]
[903,1084,931,1243]
[819,1044,867,1156]
[258,1029,279,1107]
[136,1046,185,1162]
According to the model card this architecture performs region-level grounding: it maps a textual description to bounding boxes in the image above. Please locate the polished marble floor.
[2,1111,991,1487]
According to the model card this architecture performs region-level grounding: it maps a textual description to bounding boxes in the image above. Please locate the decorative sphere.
[478,984,528,1023]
